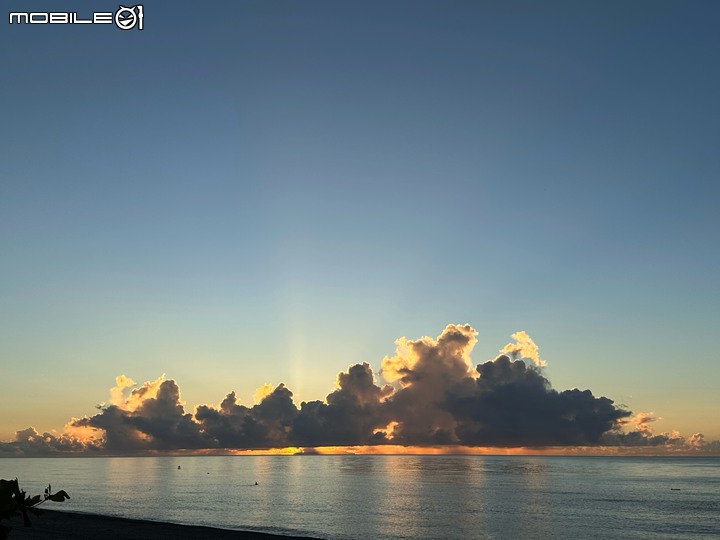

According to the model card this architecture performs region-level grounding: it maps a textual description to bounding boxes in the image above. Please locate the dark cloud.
[126,380,207,450]
[1,325,717,456]
[291,363,393,446]
[73,379,208,453]
[196,363,393,448]
[73,405,150,453]
[600,430,685,447]
[0,427,102,457]
[445,356,631,446]
[195,384,296,449]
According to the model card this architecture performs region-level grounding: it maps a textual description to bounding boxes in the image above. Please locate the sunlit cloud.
[253,383,275,404]
[109,374,137,407]
[124,374,167,412]
[624,411,660,434]
[500,331,546,368]
[60,419,102,444]
[381,324,477,385]
[1,325,718,456]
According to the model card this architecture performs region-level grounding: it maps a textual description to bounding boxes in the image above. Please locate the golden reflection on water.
[515,458,552,538]
[380,455,488,539]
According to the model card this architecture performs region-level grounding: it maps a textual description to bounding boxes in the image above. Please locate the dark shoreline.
[6,509,323,539]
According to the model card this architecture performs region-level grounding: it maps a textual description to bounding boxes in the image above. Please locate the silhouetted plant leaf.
[0,480,19,517]
[0,479,69,532]
[47,491,70,502]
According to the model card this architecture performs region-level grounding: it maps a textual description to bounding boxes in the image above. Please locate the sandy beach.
[5,510,323,540]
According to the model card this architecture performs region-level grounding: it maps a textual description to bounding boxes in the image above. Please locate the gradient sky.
[1,1,719,443]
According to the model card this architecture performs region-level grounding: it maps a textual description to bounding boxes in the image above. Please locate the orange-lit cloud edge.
[40,421,720,457]
[125,445,720,457]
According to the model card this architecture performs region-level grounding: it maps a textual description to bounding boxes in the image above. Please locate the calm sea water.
[1,456,718,539]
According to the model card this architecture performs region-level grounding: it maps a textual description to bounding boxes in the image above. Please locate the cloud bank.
[2,325,717,456]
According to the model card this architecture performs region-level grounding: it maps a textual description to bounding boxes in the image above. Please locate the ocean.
[1,455,718,539]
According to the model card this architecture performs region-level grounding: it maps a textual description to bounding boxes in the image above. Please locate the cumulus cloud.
[379,324,478,444]
[109,375,136,406]
[292,362,394,446]
[500,331,546,368]
[1,325,717,456]
[0,427,102,457]
[73,378,207,453]
[624,411,660,434]
[683,433,720,453]
[253,384,275,404]
[601,411,691,447]
[445,356,630,446]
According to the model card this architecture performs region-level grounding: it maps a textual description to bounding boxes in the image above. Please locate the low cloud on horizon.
[2,325,718,457]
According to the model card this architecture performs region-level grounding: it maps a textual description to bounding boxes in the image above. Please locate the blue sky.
[1,1,719,441]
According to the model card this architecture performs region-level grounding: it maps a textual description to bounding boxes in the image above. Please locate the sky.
[1,1,719,454]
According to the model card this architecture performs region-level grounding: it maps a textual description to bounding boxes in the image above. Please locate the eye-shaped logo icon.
[115,5,144,31]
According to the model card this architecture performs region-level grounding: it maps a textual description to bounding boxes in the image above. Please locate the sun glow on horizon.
[143,444,720,457]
